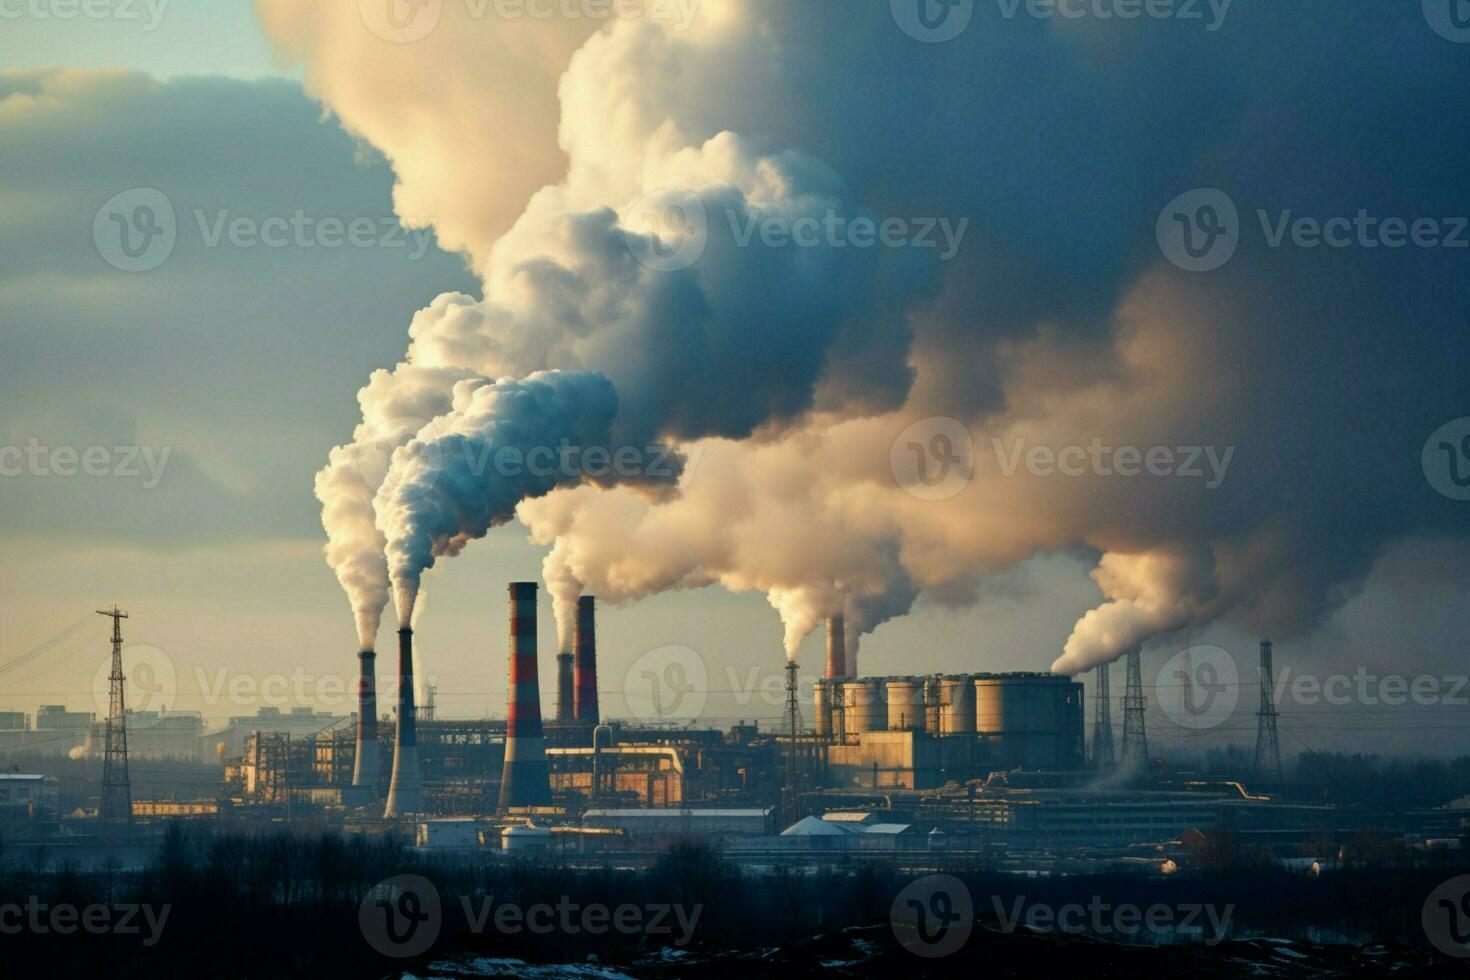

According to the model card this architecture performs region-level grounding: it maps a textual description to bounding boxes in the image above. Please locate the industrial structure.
[383,626,421,816]
[97,605,131,827]
[352,649,378,795]
[498,582,552,810]
[1254,638,1284,784]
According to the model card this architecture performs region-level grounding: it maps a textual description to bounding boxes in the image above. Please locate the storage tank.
[841,678,886,734]
[885,678,925,731]
[813,679,833,737]
[974,673,1085,768]
[939,675,976,734]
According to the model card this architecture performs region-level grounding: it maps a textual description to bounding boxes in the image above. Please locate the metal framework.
[1091,661,1115,768]
[1119,646,1149,773]
[1253,639,1284,785]
[97,605,132,826]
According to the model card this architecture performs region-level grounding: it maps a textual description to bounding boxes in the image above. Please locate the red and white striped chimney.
[352,649,379,791]
[574,595,599,725]
[498,582,551,809]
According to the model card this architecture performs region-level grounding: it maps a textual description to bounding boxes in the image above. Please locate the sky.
[2,1,1468,758]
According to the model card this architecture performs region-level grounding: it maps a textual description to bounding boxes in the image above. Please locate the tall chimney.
[574,595,599,724]
[825,615,847,680]
[498,582,552,809]
[352,650,379,791]
[383,628,421,816]
[555,651,575,722]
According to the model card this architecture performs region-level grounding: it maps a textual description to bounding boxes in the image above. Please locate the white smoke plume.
[278,5,1470,676]
[374,371,680,625]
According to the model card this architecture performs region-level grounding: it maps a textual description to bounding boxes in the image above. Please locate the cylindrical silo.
[939,675,976,734]
[813,679,833,736]
[841,678,885,734]
[885,678,925,731]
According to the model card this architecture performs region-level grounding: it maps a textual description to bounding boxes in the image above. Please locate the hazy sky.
[2,1,1468,758]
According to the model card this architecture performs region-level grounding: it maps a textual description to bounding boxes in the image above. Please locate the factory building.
[817,672,1084,788]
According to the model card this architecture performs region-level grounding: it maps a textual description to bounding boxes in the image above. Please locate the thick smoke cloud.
[285,3,1470,672]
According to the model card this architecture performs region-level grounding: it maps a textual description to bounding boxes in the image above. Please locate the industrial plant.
[4,587,1463,880]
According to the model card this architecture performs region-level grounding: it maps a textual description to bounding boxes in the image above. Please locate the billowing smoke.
[375,371,679,624]
[314,364,472,649]
[281,4,1470,673]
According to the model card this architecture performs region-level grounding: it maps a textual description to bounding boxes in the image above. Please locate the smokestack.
[555,651,575,722]
[352,650,379,791]
[498,582,552,810]
[574,595,599,724]
[384,628,421,816]
[825,615,847,679]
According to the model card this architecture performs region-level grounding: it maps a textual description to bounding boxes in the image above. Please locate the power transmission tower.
[97,605,132,827]
[781,660,803,827]
[1119,646,1149,774]
[1253,639,1284,785]
[1092,661,1115,768]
